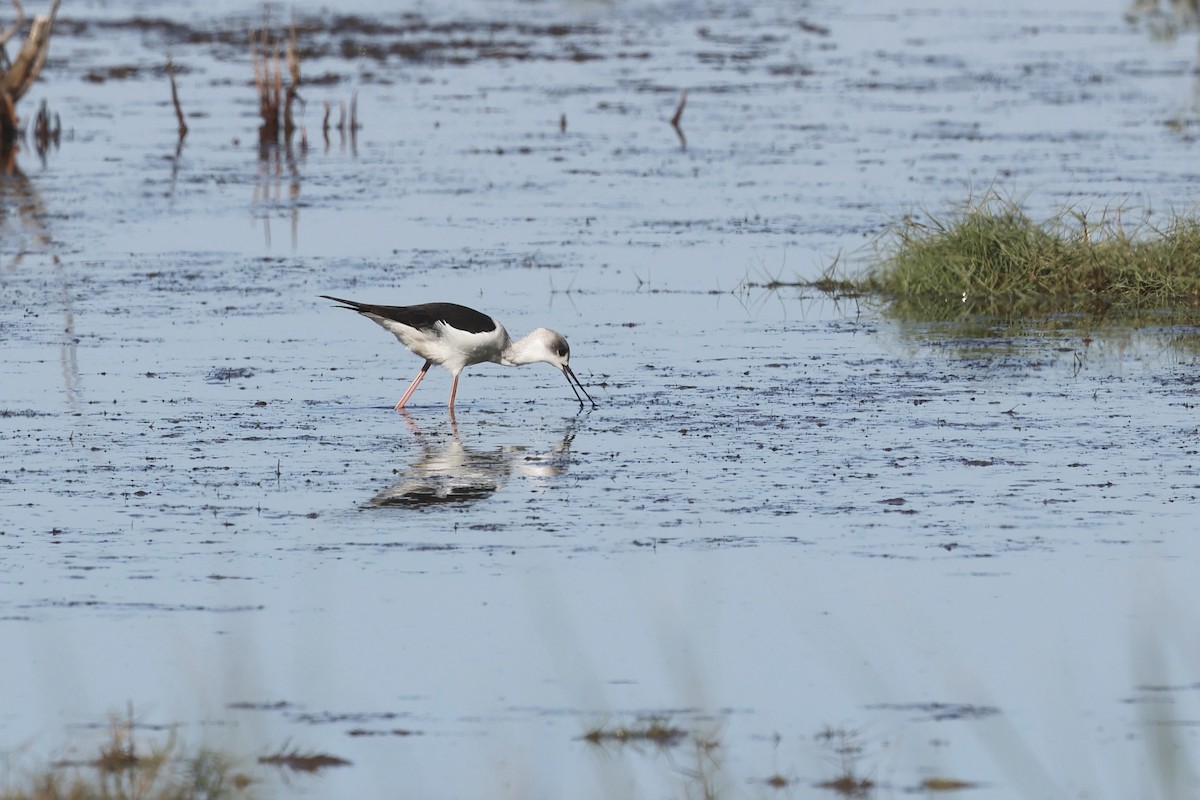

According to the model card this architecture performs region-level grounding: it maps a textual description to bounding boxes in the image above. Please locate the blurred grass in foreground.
[0,708,355,800]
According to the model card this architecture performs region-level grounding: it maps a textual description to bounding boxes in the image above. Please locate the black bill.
[562,365,598,408]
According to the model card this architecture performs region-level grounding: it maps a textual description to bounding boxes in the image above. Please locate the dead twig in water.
[670,90,687,150]
[167,55,187,140]
[259,740,351,773]
[283,18,300,141]
[0,0,24,49]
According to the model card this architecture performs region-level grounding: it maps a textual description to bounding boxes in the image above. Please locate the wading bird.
[321,296,597,413]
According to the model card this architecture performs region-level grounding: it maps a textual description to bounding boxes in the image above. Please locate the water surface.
[3,0,1200,796]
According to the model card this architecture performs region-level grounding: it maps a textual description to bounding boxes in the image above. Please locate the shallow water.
[4,0,1200,797]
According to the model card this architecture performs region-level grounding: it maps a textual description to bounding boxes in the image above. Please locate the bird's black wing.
[321,297,497,335]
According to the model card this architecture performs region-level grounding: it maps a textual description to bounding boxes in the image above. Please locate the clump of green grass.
[863,193,1200,317]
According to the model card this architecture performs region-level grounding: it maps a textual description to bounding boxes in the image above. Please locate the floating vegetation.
[859,192,1200,319]
[581,716,687,747]
[919,776,979,792]
[258,740,351,773]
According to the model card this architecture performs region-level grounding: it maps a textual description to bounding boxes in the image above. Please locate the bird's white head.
[506,328,597,408]
[509,327,572,368]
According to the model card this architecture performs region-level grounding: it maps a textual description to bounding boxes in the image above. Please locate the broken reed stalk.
[32,95,58,152]
[0,0,62,146]
[167,55,187,139]
[250,29,271,140]
[282,20,299,141]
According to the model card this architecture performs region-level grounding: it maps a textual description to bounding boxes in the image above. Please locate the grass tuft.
[862,192,1200,317]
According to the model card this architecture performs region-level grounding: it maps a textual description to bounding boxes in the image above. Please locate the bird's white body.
[372,313,512,375]
[321,296,596,413]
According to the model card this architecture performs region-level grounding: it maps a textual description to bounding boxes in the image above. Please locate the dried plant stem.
[670,90,687,150]
[283,20,299,140]
[0,0,24,48]
[252,15,303,146]
[167,55,188,139]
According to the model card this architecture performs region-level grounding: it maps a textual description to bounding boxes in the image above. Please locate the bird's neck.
[499,331,542,366]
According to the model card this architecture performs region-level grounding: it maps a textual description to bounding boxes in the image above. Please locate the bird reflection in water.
[369,412,579,508]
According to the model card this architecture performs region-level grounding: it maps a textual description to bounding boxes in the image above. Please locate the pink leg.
[448,371,462,412]
[395,360,432,410]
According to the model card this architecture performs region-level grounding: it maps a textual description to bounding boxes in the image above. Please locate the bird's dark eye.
[557,345,569,357]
